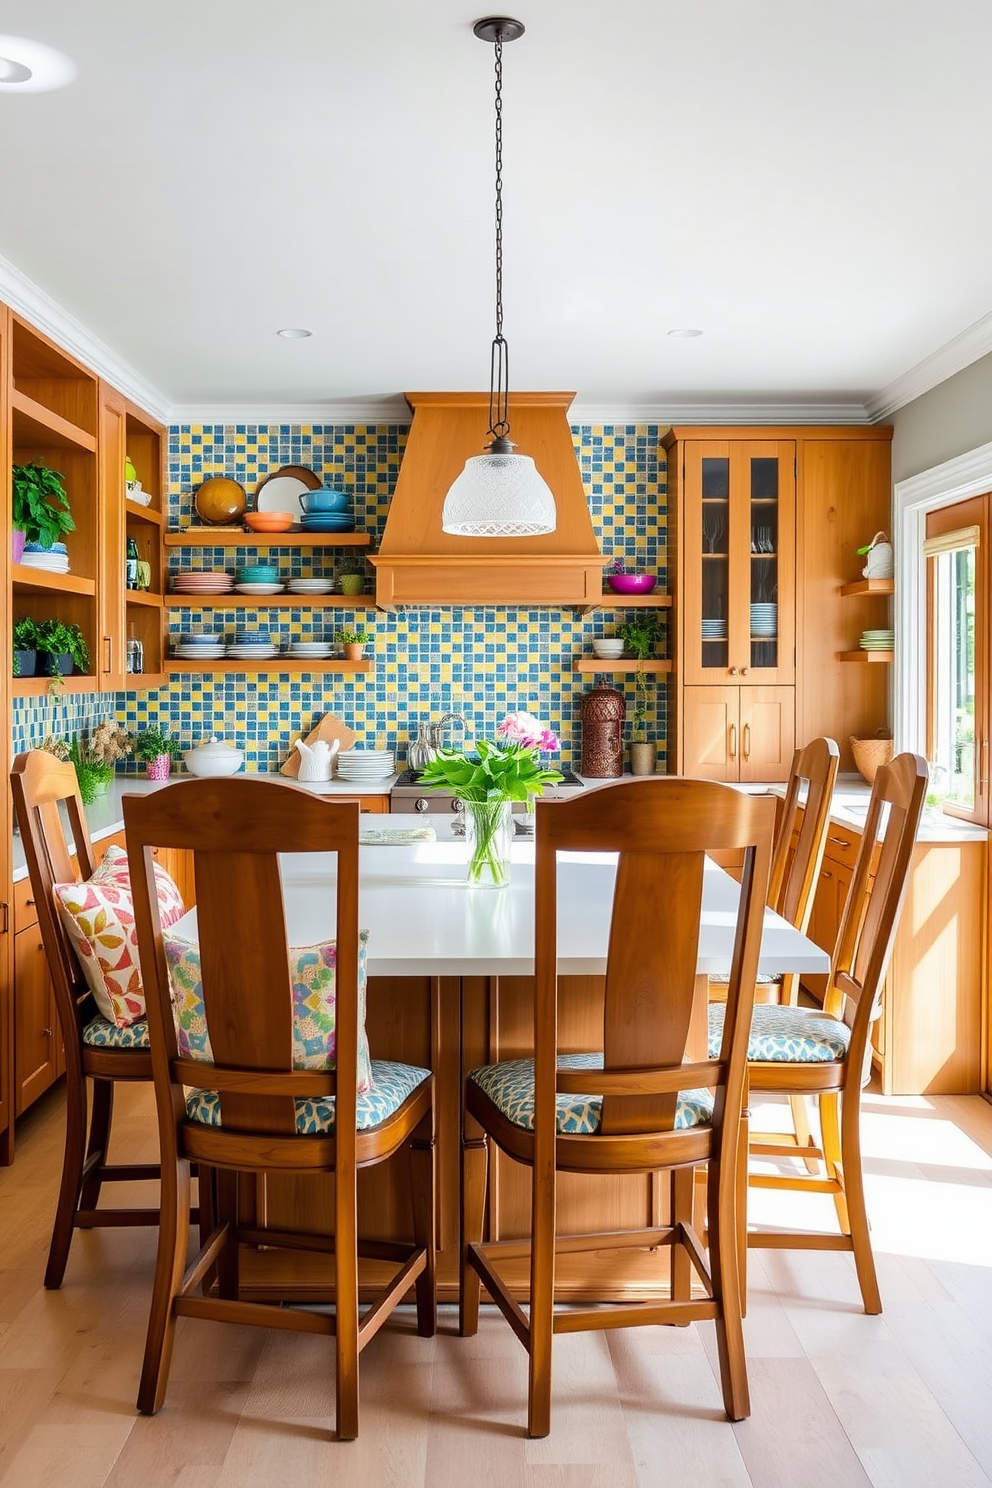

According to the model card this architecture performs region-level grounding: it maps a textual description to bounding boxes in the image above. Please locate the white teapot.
[295,737,336,781]
[859,531,894,580]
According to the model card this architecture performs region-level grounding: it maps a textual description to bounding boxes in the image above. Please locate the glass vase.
[465,800,513,888]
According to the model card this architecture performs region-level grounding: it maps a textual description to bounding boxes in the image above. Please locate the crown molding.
[567,400,873,427]
[0,251,170,422]
[867,309,992,420]
[167,397,413,427]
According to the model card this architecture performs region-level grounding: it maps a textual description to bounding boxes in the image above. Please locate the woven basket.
[850,734,894,785]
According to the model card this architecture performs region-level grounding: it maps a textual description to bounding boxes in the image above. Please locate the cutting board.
[280,713,358,778]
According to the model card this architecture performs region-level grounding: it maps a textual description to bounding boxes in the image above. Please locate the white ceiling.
[1,0,991,424]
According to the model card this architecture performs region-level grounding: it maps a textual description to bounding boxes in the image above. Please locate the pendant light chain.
[489,29,510,441]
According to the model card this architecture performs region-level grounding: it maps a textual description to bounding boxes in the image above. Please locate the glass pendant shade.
[441,450,557,537]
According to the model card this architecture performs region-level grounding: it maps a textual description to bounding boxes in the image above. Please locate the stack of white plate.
[288,641,334,659]
[287,577,335,595]
[235,580,285,595]
[701,618,727,639]
[750,603,777,637]
[21,543,70,574]
[173,641,226,660]
[337,749,396,782]
[860,629,894,651]
[173,570,234,595]
[226,641,280,660]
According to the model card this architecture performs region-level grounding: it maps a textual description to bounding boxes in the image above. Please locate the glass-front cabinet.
[680,440,796,687]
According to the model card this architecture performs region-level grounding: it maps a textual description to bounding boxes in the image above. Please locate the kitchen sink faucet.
[431,713,467,750]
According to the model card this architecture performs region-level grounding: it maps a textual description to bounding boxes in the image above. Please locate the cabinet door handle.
[741,667,750,676]
[729,724,737,759]
[43,1026,54,1039]
[828,835,849,847]
[104,636,113,674]
[729,666,738,676]
[0,900,8,935]
[742,723,751,761]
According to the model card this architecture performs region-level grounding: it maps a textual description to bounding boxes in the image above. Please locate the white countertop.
[171,843,830,981]
[12,767,984,883]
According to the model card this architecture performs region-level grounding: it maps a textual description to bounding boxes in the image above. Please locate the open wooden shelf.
[11,566,96,598]
[573,657,673,675]
[839,650,893,663]
[125,590,164,610]
[126,499,163,526]
[164,659,374,676]
[165,593,376,609]
[164,531,372,549]
[585,591,672,612]
[11,388,97,452]
[12,673,99,697]
[839,578,894,598]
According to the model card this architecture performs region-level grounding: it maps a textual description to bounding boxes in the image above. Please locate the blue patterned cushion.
[184,1058,430,1134]
[708,970,779,985]
[469,1053,714,1136]
[82,1014,150,1049]
[707,1003,851,1063]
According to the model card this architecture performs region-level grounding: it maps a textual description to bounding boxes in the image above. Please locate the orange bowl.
[244,511,294,533]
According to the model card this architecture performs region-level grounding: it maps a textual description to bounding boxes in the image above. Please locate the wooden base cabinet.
[680,685,795,783]
[802,819,986,1094]
[12,877,63,1116]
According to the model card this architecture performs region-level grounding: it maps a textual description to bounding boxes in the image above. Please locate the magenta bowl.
[608,573,657,594]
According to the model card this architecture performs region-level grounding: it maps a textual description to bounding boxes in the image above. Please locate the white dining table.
[242,827,831,981]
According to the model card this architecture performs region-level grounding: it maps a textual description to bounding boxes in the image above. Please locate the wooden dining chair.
[709,752,927,1313]
[9,749,166,1289]
[124,778,435,1441]
[459,777,776,1438]
[709,735,840,1007]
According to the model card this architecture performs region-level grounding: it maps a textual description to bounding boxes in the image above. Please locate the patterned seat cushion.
[708,970,779,986]
[165,930,372,1093]
[468,1052,714,1136]
[185,1059,430,1135]
[82,1013,150,1049]
[54,844,185,1027]
[707,1003,851,1063]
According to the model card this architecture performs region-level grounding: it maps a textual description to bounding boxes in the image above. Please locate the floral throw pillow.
[53,844,186,1028]
[163,930,372,1093]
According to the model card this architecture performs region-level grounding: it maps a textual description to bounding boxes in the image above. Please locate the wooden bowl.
[244,511,295,533]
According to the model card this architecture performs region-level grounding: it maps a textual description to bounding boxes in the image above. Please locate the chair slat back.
[534,780,775,1139]
[10,751,100,1035]
[770,736,840,931]
[124,779,362,1143]
[826,753,927,1052]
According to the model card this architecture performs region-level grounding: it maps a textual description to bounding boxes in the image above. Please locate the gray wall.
[891,350,992,484]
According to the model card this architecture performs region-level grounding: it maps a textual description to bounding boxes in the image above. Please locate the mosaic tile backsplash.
[12,424,668,774]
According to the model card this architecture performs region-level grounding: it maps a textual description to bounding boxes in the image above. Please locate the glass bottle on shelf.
[126,624,143,674]
[126,536,140,589]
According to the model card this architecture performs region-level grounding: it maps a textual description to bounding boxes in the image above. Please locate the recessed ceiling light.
[0,34,76,92]
[667,327,703,339]
[277,327,313,339]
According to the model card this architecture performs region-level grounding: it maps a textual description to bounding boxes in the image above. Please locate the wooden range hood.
[370,391,603,608]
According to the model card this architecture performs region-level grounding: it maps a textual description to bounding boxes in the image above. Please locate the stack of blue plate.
[298,487,355,533]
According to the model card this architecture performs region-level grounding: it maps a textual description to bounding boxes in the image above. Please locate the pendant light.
[441,16,557,538]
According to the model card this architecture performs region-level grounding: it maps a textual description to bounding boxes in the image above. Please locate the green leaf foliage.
[418,738,563,804]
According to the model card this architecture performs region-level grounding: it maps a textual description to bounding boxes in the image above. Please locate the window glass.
[928,544,976,810]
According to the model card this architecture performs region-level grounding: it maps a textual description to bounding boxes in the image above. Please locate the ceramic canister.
[580,683,626,777]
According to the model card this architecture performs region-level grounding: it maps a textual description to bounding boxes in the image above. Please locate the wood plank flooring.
[1,1081,991,1486]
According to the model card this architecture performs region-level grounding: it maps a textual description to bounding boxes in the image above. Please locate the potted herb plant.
[35,619,91,683]
[12,616,41,678]
[619,613,660,775]
[12,461,75,561]
[338,627,369,661]
[135,725,184,781]
[42,724,133,805]
[337,558,367,597]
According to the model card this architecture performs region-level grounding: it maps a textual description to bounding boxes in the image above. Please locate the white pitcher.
[295,737,336,781]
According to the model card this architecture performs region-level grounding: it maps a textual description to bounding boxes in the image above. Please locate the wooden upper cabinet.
[677,438,796,687]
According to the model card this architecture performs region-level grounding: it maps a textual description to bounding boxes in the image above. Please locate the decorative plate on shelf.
[194,476,247,526]
[253,465,322,515]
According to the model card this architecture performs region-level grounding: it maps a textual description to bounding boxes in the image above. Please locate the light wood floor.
[1,1080,992,1486]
